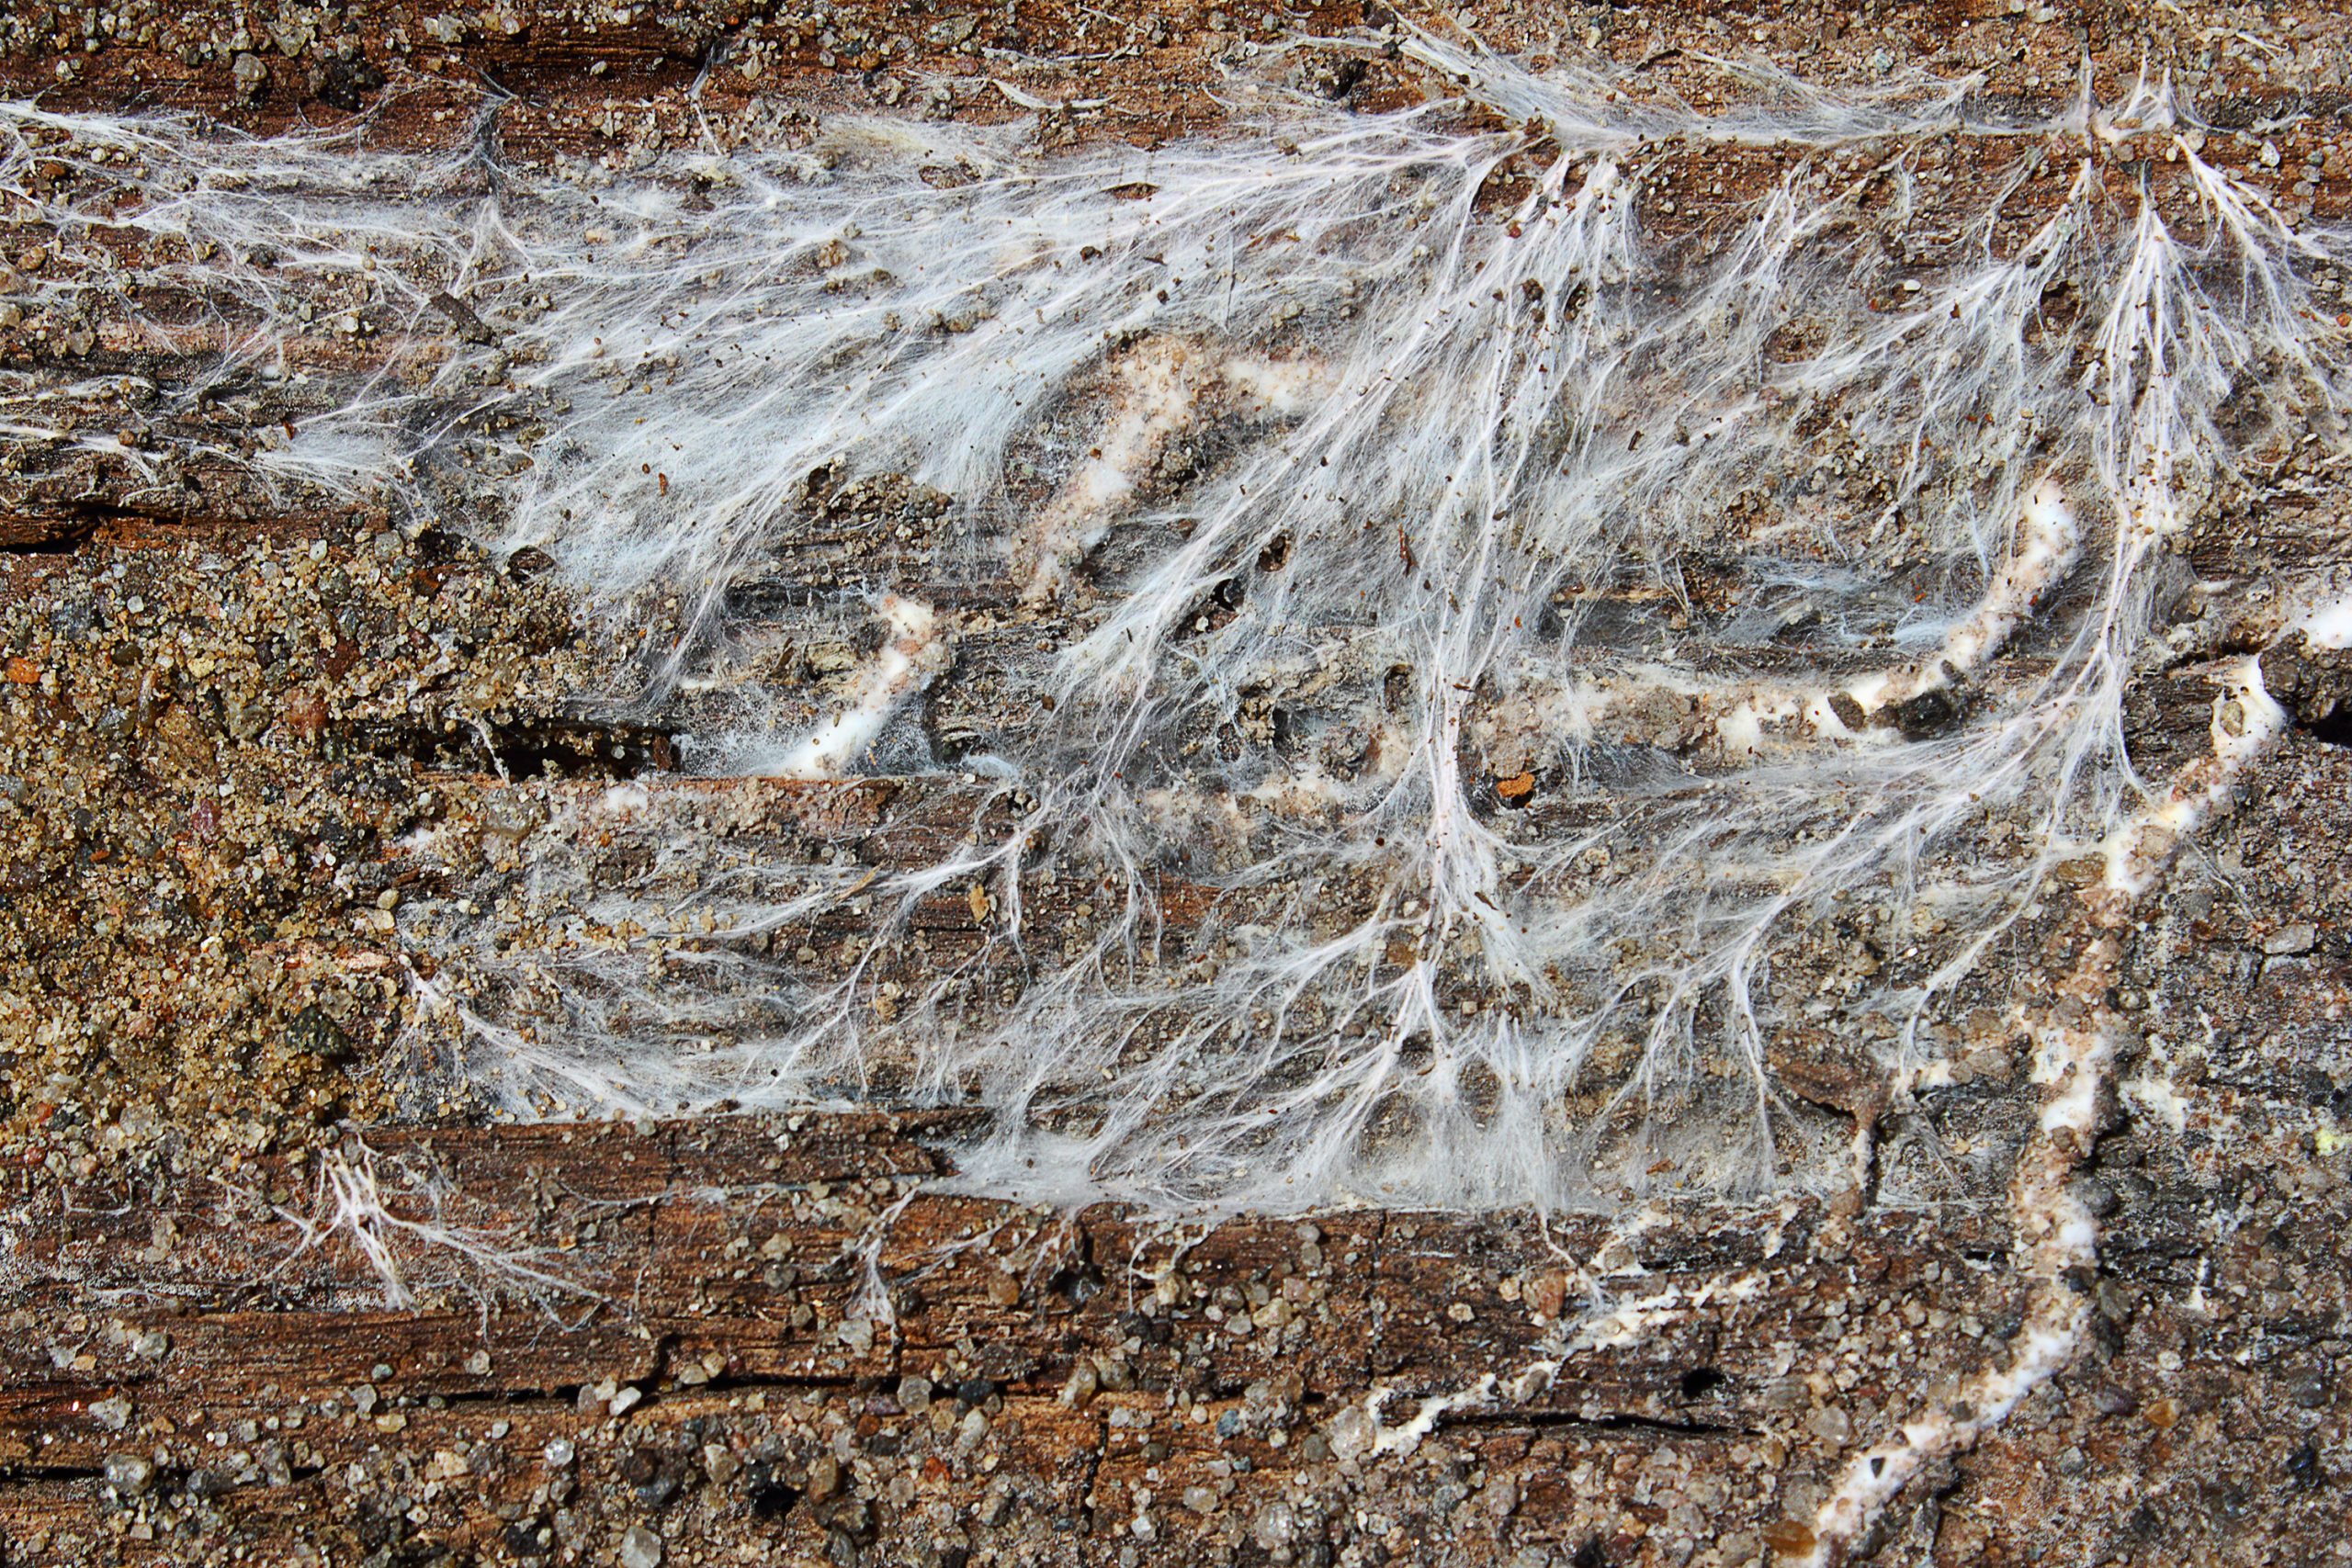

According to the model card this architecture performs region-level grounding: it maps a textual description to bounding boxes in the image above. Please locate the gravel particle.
[956,1405,989,1450]
[1805,1404,1852,1446]
[617,1524,664,1568]
[103,1452,156,1496]
[2264,922,2317,955]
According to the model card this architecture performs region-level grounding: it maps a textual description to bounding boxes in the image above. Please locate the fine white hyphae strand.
[5,44,2346,1214]
[272,1143,603,1316]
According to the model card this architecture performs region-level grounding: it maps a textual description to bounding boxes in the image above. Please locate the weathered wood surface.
[5,1112,2022,1565]
[6,3,2352,1565]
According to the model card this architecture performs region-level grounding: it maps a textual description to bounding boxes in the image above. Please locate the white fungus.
[3,44,2343,1229]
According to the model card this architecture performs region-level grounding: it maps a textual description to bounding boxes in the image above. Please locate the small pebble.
[617,1524,664,1568]
[103,1452,155,1496]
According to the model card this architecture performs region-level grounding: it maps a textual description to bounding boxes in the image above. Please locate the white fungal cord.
[5,39,2346,1231]
[1804,650,2297,1562]
[761,594,952,779]
[1019,336,1205,606]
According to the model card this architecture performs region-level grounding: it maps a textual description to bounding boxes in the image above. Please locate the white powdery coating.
[1364,1376,1499,1459]
[1019,338,1205,606]
[758,595,949,779]
[2298,585,2352,650]
[1217,354,1333,414]
[1566,1270,1767,1351]
[2119,1065,2193,1134]
[1712,698,1777,761]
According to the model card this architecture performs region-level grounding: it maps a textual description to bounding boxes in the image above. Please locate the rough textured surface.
[5,2,2351,1565]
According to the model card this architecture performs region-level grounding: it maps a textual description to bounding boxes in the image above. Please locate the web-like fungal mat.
[6,36,2349,1221]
